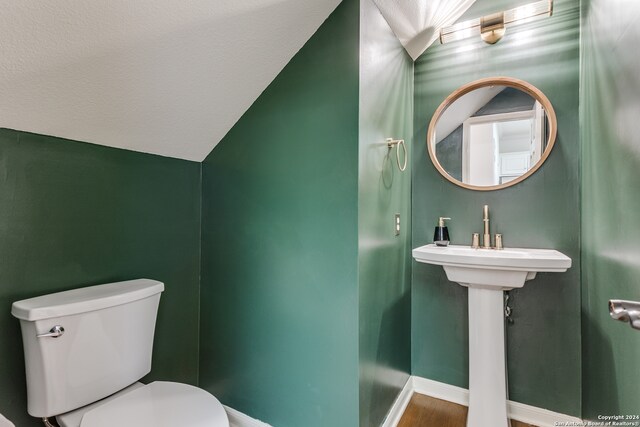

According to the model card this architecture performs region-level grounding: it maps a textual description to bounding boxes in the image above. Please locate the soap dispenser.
[433,217,451,247]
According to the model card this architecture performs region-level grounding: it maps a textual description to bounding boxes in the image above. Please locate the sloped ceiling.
[0,0,341,161]
[435,86,503,143]
[372,0,476,60]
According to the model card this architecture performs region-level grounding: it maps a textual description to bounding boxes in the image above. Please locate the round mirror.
[427,77,557,191]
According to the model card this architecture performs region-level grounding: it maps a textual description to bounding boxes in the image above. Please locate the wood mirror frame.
[427,76,557,191]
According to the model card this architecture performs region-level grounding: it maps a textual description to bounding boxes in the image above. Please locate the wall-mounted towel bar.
[609,299,640,331]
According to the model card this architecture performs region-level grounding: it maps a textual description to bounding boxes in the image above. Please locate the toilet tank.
[11,279,164,418]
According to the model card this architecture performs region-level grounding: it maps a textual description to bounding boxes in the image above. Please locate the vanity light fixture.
[439,0,552,45]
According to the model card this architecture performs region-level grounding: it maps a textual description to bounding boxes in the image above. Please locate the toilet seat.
[57,382,229,427]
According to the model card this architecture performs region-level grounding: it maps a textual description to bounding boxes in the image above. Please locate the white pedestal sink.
[412,244,571,427]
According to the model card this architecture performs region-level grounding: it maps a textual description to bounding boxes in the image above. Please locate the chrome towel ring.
[386,138,407,172]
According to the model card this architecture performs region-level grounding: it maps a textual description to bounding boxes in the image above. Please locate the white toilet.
[11,279,229,427]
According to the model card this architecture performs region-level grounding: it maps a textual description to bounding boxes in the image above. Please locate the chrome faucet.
[482,205,491,249]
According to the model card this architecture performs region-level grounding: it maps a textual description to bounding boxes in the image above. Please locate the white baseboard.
[412,376,469,407]
[224,405,272,427]
[384,376,583,427]
[225,376,582,427]
[506,400,582,427]
[381,377,414,427]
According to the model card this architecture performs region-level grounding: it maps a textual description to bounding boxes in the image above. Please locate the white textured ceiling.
[373,0,476,60]
[0,0,341,161]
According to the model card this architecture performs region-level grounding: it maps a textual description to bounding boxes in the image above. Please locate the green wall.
[9,0,631,423]
[357,1,413,426]
[411,0,582,416]
[581,0,640,417]
[0,129,202,426]
[199,1,360,426]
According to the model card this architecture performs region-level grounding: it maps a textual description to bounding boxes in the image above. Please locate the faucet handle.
[495,234,503,250]
[471,233,480,249]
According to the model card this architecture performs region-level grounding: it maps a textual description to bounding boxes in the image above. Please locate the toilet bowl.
[57,382,228,427]
[12,279,228,426]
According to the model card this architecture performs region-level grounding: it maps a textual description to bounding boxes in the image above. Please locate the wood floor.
[397,393,537,427]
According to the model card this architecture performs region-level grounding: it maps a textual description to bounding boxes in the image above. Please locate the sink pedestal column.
[412,244,571,427]
[466,286,510,427]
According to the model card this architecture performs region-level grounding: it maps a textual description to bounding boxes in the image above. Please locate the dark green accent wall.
[358,1,413,426]
[0,129,201,426]
[199,1,360,426]
[412,0,582,416]
[436,126,463,181]
[581,0,640,418]
[8,0,626,422]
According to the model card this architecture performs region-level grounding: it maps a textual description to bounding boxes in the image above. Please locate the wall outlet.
[394,214,401,236]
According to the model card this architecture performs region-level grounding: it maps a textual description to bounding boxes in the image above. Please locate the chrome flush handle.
[37,325,65,338]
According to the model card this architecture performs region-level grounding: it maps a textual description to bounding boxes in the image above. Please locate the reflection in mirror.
[428,78,556,191]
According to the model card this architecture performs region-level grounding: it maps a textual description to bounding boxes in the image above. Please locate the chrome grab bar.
[36,325,65,338]
[609,300,640,331]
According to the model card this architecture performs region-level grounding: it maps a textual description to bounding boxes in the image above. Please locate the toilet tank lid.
[11,279,164,321]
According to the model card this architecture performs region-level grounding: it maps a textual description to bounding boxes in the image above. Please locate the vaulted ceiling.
[372,0,475,59]
[0,0,475,161]
[0,0,342,161]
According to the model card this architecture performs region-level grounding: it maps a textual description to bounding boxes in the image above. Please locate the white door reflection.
[462,103,544,186]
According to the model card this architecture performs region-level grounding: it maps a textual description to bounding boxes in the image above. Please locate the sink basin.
[412,244,571,427]
[412,244,571,290]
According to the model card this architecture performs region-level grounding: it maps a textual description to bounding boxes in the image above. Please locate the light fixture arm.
[480,12,506,44]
